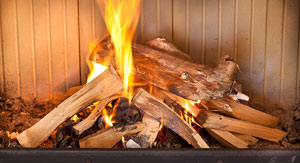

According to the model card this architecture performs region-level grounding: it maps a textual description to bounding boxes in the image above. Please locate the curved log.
[90,37,238,101]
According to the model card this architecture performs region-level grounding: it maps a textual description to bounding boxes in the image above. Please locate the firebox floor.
[0,96,299,149]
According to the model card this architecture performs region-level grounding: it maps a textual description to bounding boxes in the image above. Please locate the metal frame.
[0,149,299,163]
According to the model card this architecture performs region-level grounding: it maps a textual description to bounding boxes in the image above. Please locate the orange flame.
[158,119,164,131]
[104,0,141,100]
[70,114,79,123]
[86,42,108,83]
[102,108,115,128]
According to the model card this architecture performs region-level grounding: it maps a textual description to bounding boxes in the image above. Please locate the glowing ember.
[103,0,141,100]
[70,114,79,123]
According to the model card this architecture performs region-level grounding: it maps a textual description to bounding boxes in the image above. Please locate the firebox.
[0,0,300,162]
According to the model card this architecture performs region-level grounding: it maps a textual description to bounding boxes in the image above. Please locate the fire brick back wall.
[0,0,299,110]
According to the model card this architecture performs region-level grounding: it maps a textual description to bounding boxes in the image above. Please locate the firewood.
[231,133,259,145]
[132,88,209,148]
[206,129,248,148]
[202,98,278,127]
[73,94,121,135]
[16,67,124,148]
[90,37,238,101]
[196,111,287,143]
[79,122,145,148]
[159,90,248,148]
[66,85,84,97]
[137,114,160,148]
[145,38,193,61]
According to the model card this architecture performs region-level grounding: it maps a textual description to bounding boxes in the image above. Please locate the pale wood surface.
[132,88,209,148]
[236,0,251,96]
[80,122,145,148]
[196,111,287,143]
[281,0,299,108]
[232,133,259,146]
[251,0,267,104]
[265,0,284,107]
[173,0,187,53]
[16,0,35,100]
[1,0,20,98]
[16,67,123,147]
[203,98,278,127]
[206,129,248,149]
[137,114,160,148]
[205,0,219,65]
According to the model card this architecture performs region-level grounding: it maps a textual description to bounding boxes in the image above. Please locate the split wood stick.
[137,114,160,148]
[132,88,209,148]
[90,37,238,101]
[202,98,278,127]
[206,129,248,148]
[231,133,259,145]
[79,122,145,148]
[160,90,249,149]
[196,111,287,143]
[73,94,121,135]
[16,67,124,148]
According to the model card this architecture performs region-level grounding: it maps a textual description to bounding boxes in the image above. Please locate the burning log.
[196,111,287,143]
[90,37,238,101]
[231,133,259,146]
[202,98,278,127]
[79,122,145,148]
[132,88,209,148]
[145,38,193,62]
[16,67,124,148]
[206,129,248,148]
[137,114,160,148]
[73,94,121,135]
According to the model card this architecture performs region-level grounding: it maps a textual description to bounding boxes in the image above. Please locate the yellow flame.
[86,42,108,83]
[190,100,201,106]
[181,100,202,128]
[104,0,141,100]
[102,108,114,128]
[122,136,126,144]
[158,119,164,131]
[71,114,79,122]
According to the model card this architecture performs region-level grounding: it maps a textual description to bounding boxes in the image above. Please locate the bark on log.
[132,88,209,148]
[79,122,145,148]
[196,111,287,143]
[90,37,238,101]
[202,98,278,127]
[73,94,121,135]
[145,38,193,61]
[206,129,248,148]
[16,67,124,147]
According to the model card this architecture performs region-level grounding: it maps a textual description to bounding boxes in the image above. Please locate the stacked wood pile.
[16,37,287,148]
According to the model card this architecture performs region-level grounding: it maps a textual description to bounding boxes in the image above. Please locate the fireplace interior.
[0,0,300,159]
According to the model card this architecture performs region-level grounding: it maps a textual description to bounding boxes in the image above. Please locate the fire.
[181,100,202,128]
[102,108,114,128]
[104,0,141,100]
[158,119,164,131]
[70,114,79,123]
[86,42,108,83]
